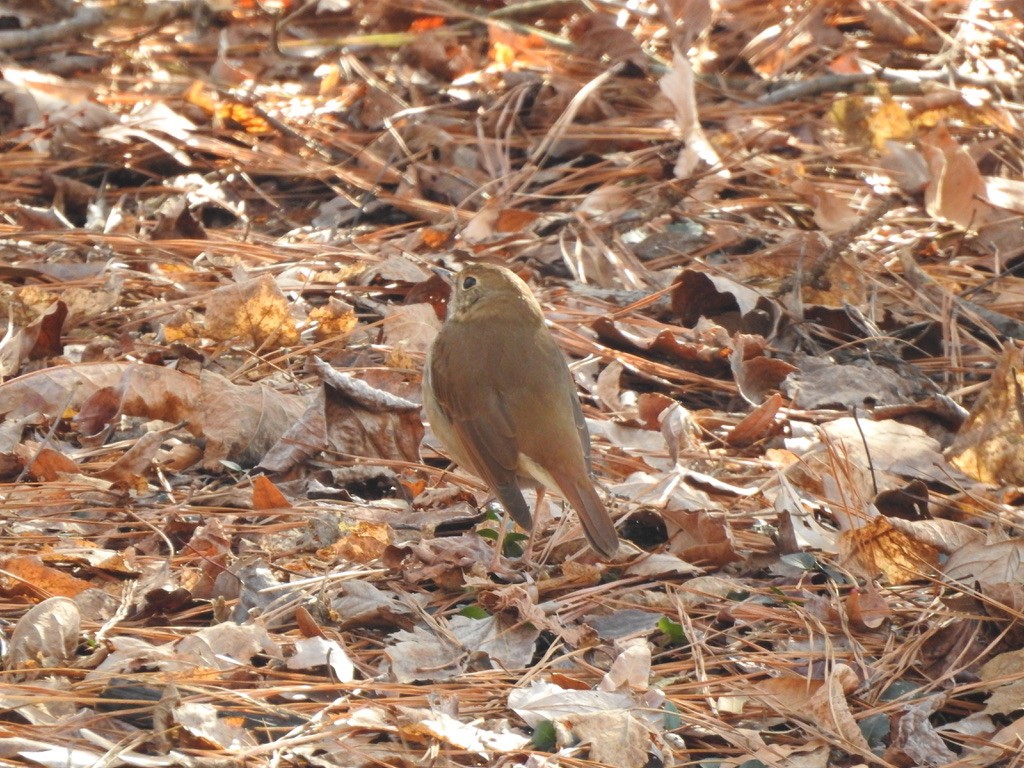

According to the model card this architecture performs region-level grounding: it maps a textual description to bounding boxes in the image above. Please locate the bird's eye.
[461,276,477,290]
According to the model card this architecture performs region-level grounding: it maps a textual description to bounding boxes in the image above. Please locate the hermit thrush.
[423,263,619,559]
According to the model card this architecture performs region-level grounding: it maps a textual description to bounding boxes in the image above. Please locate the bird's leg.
[489,509,509,571]
[521,487,547,563]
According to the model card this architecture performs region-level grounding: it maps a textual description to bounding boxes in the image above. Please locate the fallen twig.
[0,2,103,51]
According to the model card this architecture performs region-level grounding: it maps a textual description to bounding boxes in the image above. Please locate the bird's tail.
[555,474,619,559]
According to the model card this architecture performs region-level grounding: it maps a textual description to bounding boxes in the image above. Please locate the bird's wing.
[570,376,593,474]
[505,328,591,470]
[429,337,533,530]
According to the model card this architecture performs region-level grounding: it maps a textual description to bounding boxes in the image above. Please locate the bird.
[422,263,619,559]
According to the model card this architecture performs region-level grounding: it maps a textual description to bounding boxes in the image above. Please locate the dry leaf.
[663,509,741,567]
[838,515,940,584]
[574,709,653,768]
[791,179,861,233]
[286,636,355,682]
[949,345,1024,483]
[4,597,80,674]
[845,582,891,629]
[252,474,290,510]
[659,51,727,190]
[1,555,93,599]
[920,124,991,229]
[203,275,300,349]
[944,540,1024,587]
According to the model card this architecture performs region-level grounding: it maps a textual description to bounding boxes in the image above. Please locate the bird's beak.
[431,266,455,285]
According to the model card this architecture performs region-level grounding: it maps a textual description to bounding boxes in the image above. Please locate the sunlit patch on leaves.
[838,515,940,585]
[831,95,873,146]
[162,310,204,344]
[309,299,357,343]
[323,521,393,565]
[487,23,549,69]
[420,226,453,249]
[409,16,445,32]
[948,345,1024,484]
[203,275,300,349]
[1,555,92,599]
[185,81,272,134]
[866,95,914,149]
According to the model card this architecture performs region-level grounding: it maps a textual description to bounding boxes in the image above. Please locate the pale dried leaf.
[890,695,958,765]
[920,125,991,229]
[399,706,530,754]
[450,613,539,670]
[659,52,725,180]
[286,636,356,682]
[4,597,80,673]
[574,709,653,768]
[175,701,256,749]
[806,664,870,751]
[944,540,1024,587]
[508,681,638,727]
[599,639,652,692]
[386,625,464,683]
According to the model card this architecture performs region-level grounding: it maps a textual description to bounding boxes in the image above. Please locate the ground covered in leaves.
[1,0,1024,766]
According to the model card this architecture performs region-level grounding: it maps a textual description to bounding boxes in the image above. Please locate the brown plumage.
[423,263,619,559]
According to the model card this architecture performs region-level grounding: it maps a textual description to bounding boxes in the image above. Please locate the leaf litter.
[0,0,1023,766]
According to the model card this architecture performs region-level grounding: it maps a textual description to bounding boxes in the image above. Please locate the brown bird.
[423,263,619,559]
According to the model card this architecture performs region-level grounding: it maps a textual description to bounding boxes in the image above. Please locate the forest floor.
[1,1,1024,767]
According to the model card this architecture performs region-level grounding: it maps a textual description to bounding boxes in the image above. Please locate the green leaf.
[657,617,687,646]
[780,552,819,570]
[662,700,682,730]
[502,531,527,557]
[530,720,556,750]
[859,712,890,751]
[880,680,922,701]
